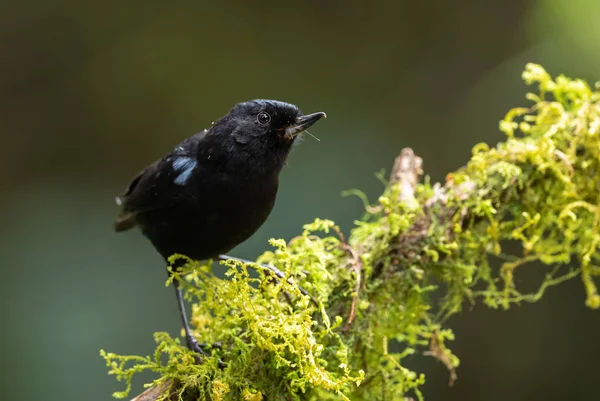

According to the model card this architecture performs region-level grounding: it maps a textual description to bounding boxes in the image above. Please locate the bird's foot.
[217,255,317,306]
[198,341,223,350]
[186,336,226,368]
[253,263,317,305]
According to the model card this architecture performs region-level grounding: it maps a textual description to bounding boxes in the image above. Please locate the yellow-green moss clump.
[102,64,600,400]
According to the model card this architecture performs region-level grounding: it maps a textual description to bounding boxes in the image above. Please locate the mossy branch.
[102,64,600,401]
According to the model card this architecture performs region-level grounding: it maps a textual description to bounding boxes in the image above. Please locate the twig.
[390,147,423,205]
[130,381,173,401]
[554,149,574,176]
[423,330,458,386]
[343,243,362,333]
[371,148,425,279]
[333,225,363,333]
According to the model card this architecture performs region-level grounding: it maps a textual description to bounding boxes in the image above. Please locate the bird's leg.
[216,254,316,303]
[173,279,208,357]
[173,278,225,367]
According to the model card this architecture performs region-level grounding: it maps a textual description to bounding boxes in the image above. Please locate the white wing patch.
[172,157,197,186]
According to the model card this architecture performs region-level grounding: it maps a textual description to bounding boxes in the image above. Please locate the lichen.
[102,64,600,400]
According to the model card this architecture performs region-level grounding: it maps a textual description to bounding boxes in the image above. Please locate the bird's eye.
[257,111,271,125]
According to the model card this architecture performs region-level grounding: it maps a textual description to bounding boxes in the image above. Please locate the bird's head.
[209,99,326,174]
[222,99,326,145]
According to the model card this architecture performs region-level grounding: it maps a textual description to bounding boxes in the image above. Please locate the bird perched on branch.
[114,99,326,362]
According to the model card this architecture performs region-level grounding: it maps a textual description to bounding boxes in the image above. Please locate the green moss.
[102,64,600,400]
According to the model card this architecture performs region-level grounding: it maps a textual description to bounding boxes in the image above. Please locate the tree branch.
[129,381,173,401]
[102,64,600,401]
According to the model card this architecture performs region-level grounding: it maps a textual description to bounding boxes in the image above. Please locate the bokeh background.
[2,1,599,400]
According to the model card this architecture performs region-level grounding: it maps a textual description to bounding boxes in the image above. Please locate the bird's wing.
[114,133,205,232]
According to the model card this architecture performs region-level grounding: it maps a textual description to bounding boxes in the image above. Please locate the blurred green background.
[1,1,599,400]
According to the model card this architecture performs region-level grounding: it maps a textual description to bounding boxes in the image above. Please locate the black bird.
[114,99,326,361]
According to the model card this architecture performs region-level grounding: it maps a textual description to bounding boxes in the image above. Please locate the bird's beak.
[285,112,327,138]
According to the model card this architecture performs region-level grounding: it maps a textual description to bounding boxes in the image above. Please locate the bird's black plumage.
[114,99,326,362]
[115,99,325,260]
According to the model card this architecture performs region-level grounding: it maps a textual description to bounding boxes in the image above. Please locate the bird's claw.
[187,336,210,357]
[217,255,317,307]
[186,336,226,368]
[262,264,317,306]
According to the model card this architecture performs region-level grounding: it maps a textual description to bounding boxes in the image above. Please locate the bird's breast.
[198,172,279,229]
[141,172,280,261]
